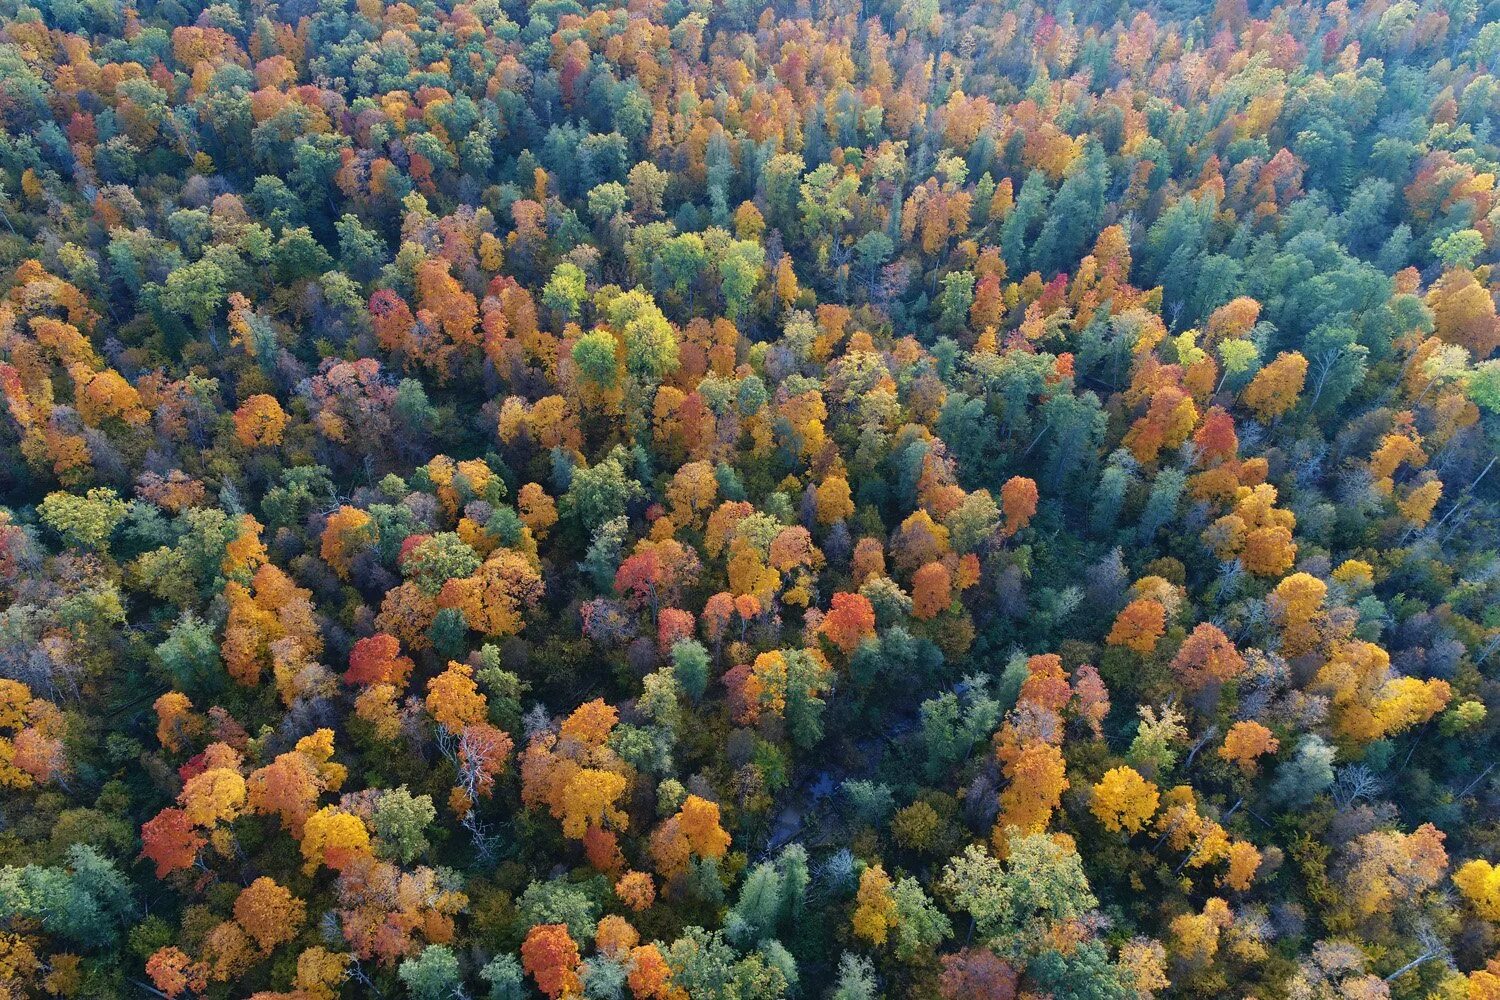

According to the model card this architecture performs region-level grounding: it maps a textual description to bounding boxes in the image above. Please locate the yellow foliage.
[1091,766,1160,834]
[1454,859,1500,921]
[851,864,896,947]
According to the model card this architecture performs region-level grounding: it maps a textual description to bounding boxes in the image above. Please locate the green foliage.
[670,638,710,702]
[0,846,134,949]
[517,878,601,945]
[399,945,462,1000]
[372,786,437,865]
[155,612,223,693]
[1268,735,1337,809]
[941,834,1098,962]
[38,488,129,551]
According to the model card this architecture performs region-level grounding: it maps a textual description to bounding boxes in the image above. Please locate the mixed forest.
[1,0,1500,995]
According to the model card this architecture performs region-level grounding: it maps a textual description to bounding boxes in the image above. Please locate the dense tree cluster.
[0,0,1498,995]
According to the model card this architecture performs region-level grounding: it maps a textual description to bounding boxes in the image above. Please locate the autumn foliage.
[1,0,1496,996]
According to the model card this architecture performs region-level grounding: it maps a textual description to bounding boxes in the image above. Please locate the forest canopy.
[0,0,1498,996]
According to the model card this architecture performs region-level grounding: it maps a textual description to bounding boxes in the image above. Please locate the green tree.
[271,226,334,283]
[607,288,679,385]
[0,846,135,948]
[372,786,437,865]
[543,262,588,321]
[160,259,227,333]
[800,164,859,253]
[663,927,790,1000]
[671,639,710,702]
[828,953,878,1000]
[657,233,709,308]
[946,490,1001,554]
[480,954,526,1000]
[587,182,628,224]
[404,533,482,595]
[1268,735,1336,808]
[518,878,600,945]
[890,875,951,963]
[563,451,644,532]
[398,944,461,1000]
[156,613,223,694]
[1027,940,1131,1000]
[718,240,765,321]
[38,488,130,552]
[1000,170,1052,274]
[940,833,1097,961]
[1431,229,1485,269]
[937,270,976,334]
[920,680,1000,781]
[336,213,389,281]
[1304,323,1369,414]
[573,329,621,394]
[1031,143,1109,276]
[726,844,807,948]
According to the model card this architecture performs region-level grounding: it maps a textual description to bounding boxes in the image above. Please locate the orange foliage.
[222,563,323,692]
[320,505,375,580]
[518,482,559,539]
[818,591,876,653]
[233,394,288,447]
[1107,599,1167,654]
[996,742,1069,838]
[335,856,466,964]
[178,746,247,828]
[521,924,582,999]
[425,662,488,732]
[1242,351,1307,421]
[626,943,678,999]
[155,692,201,753]
[147,947,206,998]
[911,561,952,620]
[1219,721,1279,773]
[437,548,544,637]
[1315,640,1452,744]
[1428,268,1500,358]
[1002,473,1038,536]
[246,730,347,836]
[1170,623,1247,691]
[595,915,639,957]
[345,633,414,689]
[140,808,206,878]
[651,794,731,879]
[233,877,306,953]
[615,871,656,911]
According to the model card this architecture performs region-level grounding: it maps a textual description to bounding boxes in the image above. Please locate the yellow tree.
[996,742,1068,840]
[650,794,731,880]
[320,506,376,580]
[233,394,288,448]
[1271,572,1327,658]
[438,548,544,637]
[1455,860,1500,921]
[233,878,306,953]
[425,662,488,732]
[517,483,558,539]
[1241,351,1307,421]
[301,807,371,875]
[1091,766,1160,834]
[851,864,897,946]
